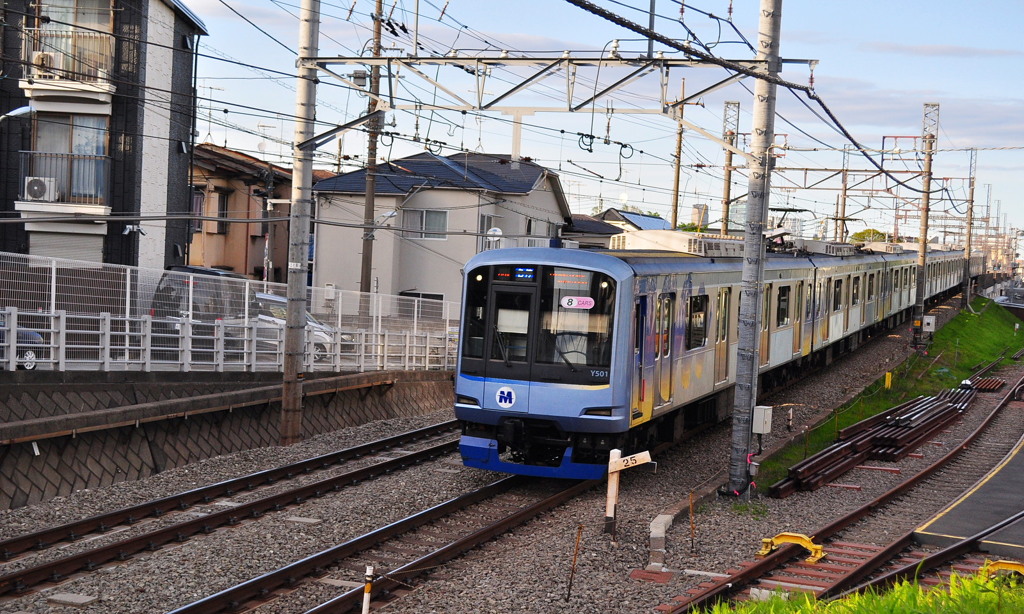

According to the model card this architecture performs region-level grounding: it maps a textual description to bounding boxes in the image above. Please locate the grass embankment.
[697,571,1024,613]
[757,297,1024,489]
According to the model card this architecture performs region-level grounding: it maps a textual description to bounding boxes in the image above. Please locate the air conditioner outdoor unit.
[24,176,57,201]
[30,51,56,79]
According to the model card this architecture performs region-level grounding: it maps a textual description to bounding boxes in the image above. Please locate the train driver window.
[686,294,708,350]
[493,293,531,362]
[776,286,791,327]
[534,268,615,370]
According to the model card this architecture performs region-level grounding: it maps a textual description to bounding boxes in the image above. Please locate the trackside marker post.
[604,449,652,540]
[361,565,373,614]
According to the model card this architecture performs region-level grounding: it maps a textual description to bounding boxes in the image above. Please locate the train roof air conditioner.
[24,176,57,201]
[30,51,57,79]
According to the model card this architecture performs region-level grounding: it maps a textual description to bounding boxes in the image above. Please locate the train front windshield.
[461,264,615,384]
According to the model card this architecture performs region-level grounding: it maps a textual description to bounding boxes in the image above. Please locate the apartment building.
[0,0,206,268]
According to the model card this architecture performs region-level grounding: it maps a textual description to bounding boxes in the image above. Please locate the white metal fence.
[0,251,459,373]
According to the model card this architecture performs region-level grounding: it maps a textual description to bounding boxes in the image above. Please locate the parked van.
[148,265,250,357]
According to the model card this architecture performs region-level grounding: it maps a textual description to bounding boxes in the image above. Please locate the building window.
[31,113,108,203]
[400,291,445,319]
[190,186,206,234]
[404,209,447,239]
[213,189,232,234]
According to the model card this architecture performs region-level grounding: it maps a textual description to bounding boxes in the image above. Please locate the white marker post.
[604,448,653,540]
[361,565,373,614]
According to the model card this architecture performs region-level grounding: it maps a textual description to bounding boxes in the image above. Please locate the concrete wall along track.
[0,370,454,509]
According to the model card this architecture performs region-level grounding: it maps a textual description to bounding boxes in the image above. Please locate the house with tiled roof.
[312,152,572,304]
[188,143,292,281]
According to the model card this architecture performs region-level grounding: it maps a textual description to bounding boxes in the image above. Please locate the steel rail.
[0,436,459,596]
[666,369,1024,612]
[0,420,458,561]
[303,479,597,614]
[167,477,595,613]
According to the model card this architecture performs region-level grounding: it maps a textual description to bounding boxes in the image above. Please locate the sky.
[182,0,1024,244]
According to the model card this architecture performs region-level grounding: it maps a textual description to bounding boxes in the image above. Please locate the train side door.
[714,287,730,384]
[655,293,674,406]
[819,279,830,343]
[481,286,535,411]
[792,281,803,356]
[631,296,654,427]
[759,283,771,367]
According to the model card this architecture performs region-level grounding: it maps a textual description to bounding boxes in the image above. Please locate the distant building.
[312,152,571,303]
[596,208,673,232]
[188,144,292,281]
[0,0,206,267]
[561,214,622,249]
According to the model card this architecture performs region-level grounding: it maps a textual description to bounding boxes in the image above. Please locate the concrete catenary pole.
[359,0,384,296]
[961,149,976,309]
[725,0,782,495]
[280,0,320,445]
[912,103,938,349]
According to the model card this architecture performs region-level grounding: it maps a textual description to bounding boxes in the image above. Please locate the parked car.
[148,265,250,358]
[0,319,46,370]
[252,292,354,361]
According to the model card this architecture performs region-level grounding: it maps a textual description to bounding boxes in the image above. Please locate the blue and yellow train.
[454,241,980,479]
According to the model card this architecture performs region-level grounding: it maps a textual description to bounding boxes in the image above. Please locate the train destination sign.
[560,296,595,309]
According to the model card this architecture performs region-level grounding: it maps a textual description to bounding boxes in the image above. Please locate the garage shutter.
[29,232,104,262]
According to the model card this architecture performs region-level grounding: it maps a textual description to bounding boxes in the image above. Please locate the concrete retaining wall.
[0,371,454,510]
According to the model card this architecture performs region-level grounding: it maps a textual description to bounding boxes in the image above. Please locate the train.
[453,234,982,479]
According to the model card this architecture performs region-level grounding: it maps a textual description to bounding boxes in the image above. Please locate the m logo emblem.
[496,386,516,408]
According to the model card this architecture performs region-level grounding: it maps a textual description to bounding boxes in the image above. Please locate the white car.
[252,293,354,362]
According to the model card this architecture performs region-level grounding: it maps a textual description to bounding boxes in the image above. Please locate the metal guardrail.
[1,308,454,373]
[0,251,460,373]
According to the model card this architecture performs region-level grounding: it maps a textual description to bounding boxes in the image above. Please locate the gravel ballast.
[1,299,1015,614]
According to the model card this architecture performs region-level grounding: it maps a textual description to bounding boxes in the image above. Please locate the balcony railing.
[22,27,115,84]
[19,151,110,206]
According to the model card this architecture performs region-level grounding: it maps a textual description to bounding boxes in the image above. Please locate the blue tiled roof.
[313,152,547,195]
[618,210,672,230]
[598,208,673,230]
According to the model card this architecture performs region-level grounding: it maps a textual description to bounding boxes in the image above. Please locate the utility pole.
[281,0,320,445]
[912,103,938,349]
[961,149,976,309]
[725,0,781,496]
[721,101,739,236]
[359,0,384,297]
[670,81,684,229]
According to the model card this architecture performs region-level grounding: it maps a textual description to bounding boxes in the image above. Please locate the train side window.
[805,283,813,320]
[867,273,875,300]
[686,294,708,350]
[461,268,489,358]
[832,279,844,312]
[776,285,791,327]
[656,293,674,357]
[851,277,861,306]
[762,285,771,331]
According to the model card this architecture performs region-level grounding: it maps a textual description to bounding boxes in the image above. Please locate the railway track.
[166,476,596,613]
[657,373,1024,611]
[0,421,460,597]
